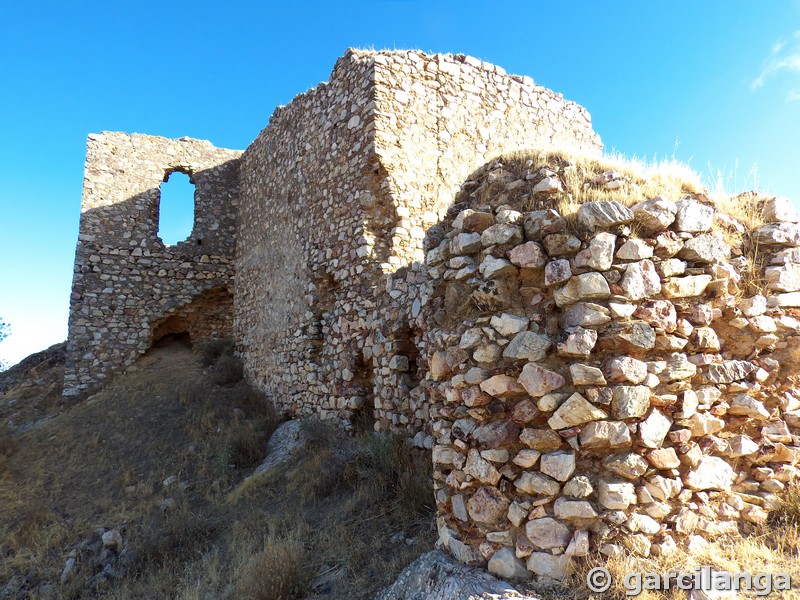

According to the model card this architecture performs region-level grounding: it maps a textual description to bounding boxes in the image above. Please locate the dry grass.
[519,489,800,600]
[0,342,434,599]
[473,149,704,218]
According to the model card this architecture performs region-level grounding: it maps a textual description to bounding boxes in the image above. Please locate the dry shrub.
[234,531,310,600]
[346,433,433,522]
[196,337,235,367]
[0,427,16,472]
[211,355,244,385]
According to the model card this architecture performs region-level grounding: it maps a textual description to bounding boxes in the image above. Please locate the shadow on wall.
[150,286,234,347]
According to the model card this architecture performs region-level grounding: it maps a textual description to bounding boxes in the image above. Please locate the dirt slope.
[0,341,435,599]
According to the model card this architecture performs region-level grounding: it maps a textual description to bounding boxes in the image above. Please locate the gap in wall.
[158,171,195,246]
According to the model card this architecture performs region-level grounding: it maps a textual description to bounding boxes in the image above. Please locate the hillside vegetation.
[0,340,435,599]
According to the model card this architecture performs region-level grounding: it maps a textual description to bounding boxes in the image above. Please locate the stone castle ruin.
[65,49,800,580]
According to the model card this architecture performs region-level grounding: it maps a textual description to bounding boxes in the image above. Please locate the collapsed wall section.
[64,133,241,399]
[421,158,800,580]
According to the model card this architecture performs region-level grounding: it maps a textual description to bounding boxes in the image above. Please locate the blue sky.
[1,0,799,367]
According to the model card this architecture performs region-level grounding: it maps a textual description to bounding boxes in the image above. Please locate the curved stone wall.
[422,157,800,580]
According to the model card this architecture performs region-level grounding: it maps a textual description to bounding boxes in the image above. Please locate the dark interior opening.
[395,324,421,390]
[308,272,338,361]
[349,348,376,433]
[152,331,191,348]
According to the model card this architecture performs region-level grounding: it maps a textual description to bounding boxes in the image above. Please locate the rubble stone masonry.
[64,49,800,581]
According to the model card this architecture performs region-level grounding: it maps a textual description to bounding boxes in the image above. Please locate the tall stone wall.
[421,158,800,580]
[234,49,602,434]
[64,133,241,399]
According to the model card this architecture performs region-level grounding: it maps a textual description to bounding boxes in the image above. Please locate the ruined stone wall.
[64,133,241,399]
[368,52,601,437]
[234,49,602,434]
[421,159,800,581]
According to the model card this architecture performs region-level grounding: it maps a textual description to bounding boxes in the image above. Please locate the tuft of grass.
[196,337,235,367]
[210,354,244,385]
[233,527,311,600]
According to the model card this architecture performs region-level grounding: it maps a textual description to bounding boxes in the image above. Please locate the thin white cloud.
[752,31,800,102]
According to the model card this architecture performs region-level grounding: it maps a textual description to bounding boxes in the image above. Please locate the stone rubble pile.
[422,160,800,580]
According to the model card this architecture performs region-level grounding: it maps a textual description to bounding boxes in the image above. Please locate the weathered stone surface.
[598,478,637,510]
[647,447,681,469]
[658,353,698,382]
[639,409,672,448]
[490,312,530,336]
[525,517,572,550]
[524,209,566,240]
[604,356,648,384]
[509,399,540,424]
[721,434,759,458]
[728,394,770,420]
[458,209,495,232]
[557,327,597,357]
[554,497,598,519]
[764,196,800,223]
[674,200,714,232]
[540,451,576,482]
[645,475,682,501]
[679,233,731,263]
[429,351,453,381]
[481,223,523,247]
[700,360,756,384]
[481,375,527,398]
[508,241,547,269]
[520,428,563,452]
[753,223,800,246]
[561,302,611,328]
[619,259,661,300]
[603,452,649,480]
[544,259,572,286]
[598,321,656,352]
[692,326,720,351]
[480,255,517,279]
[574,232,616,270]
[547,393,608,429]
[554,273,611,307]
[526,553,571,580]
[472,421,522,449]
[765,264,800,292]
[617,239,653,261]
[563,475,593,498]
[518,362,565,397]
[579,420,632,450]
[577,201,634,230]
[683,457,736,491]
[451,232,482,255]
[503,331,552,361]
[543,234,581,255]
[512,448,541,468]
[632,196,677,231]
[514,471,560,496]
[661,275,712,298]
[487,547,531,581]
[533,176,563,194]
[467,487,510,523]
[681,412,725,437]
[465,449,502,485]
[376,550,536,600]
[569,363,607,386]
[612,386,651,419]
